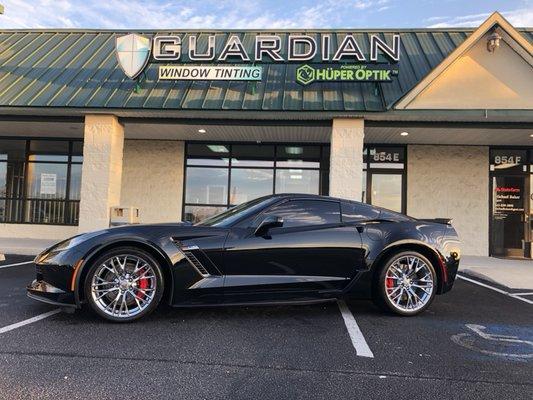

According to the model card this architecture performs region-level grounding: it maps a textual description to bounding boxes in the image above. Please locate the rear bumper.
[440,257,460,294]
[27,279,77,308]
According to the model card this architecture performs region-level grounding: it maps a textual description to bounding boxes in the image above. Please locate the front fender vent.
[172,240,210,277]
[182,251,210,277]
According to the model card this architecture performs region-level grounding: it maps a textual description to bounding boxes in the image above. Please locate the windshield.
[195,196,273,227]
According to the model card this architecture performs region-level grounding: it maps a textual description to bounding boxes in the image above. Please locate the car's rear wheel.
[373,251,436,316]
[84,247,164,322]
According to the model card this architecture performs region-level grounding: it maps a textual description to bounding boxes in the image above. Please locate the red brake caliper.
[137,268,148,300]
[386,276,394,291]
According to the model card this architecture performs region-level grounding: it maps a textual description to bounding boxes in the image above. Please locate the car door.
[222,198,365,300]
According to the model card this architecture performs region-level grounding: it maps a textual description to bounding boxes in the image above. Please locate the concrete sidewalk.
[0,238,56,257]
[460,255,533,290]
[1,237,532,290]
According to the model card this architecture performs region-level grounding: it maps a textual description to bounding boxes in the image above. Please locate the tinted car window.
[263,200,341,228]
[341,201,380,222]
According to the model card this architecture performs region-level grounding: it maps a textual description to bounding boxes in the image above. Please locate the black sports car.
[28,194,461,322]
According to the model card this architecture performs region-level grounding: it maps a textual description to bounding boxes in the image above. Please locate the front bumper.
[27,279,77,308]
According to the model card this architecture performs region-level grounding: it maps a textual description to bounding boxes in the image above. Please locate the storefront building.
[0,12,531,257]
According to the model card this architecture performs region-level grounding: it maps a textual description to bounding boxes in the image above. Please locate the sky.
[0,0,531,29]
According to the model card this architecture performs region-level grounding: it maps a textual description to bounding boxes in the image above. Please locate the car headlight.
[35,231,102,262]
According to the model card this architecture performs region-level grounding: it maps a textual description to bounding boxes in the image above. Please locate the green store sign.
[296,64,398,86]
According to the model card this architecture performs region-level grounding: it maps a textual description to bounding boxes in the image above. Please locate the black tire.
[84,247,164,322]
[372,251,437,316]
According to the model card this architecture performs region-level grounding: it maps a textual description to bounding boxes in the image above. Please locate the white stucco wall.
[407,145,489,256]
[329,118,364,201]
[120,140,184,223]
[78,115,124,233]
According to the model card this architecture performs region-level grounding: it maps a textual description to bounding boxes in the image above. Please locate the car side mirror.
[254,215,284,236]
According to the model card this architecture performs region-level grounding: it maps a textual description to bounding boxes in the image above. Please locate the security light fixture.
[207,145,229,153]
[285,146,303,155]
[487,29,502,53]
[198,128,206,133]
[400,131,409,136]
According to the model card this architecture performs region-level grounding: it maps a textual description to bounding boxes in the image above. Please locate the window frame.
[182,142,331,223]
[362,144,407,214]
[0,137,83,226]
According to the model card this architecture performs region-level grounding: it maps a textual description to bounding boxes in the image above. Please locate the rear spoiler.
[419,218,453,225]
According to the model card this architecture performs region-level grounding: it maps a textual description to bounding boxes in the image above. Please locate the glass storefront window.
[276,145,320,168]
[71,141,84,163]
[0,138,83,225]
[185,167,228,205]
[27,163,68,199]
[275,169,319,194]
[0,139,26,161]
[69,164,82,200]
[187,143,230,166]
[29,140,69,162]
[184,205,227,224]
[230,168,274,204]
[183,143,329,223]
[232,145,274,167]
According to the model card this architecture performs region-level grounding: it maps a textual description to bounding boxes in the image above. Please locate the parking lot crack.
[0,349,531,388]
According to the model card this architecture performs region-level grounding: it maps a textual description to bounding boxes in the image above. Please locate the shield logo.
[115,33,151,79]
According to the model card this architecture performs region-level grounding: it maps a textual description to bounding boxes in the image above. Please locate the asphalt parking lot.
[0,255,532,400]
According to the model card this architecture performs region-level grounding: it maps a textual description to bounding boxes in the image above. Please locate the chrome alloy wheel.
[90,254,157,319]
[384,255,434,313]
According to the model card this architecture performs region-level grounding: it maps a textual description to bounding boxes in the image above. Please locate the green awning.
[0,29,531,112]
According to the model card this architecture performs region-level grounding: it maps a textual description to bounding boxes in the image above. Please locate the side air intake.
[173,240,210,277]
[182,251,210,276]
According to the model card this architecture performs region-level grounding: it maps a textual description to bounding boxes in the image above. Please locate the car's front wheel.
[84,247,164,322]
[373,251,436,316]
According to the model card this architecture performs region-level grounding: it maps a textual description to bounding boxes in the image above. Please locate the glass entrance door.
[490,175,527,257]
[369,173,404,213]
[362,146,406,214]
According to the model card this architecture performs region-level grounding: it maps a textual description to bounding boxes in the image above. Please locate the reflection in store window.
[371,174,402,212]
[230,169,273,204]
[183,143,329,223]
[184,205,227,224]
[0,139,82,225]
[275,169,319,195]
[185,167,228,205]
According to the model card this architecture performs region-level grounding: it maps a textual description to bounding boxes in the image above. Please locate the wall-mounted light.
[207,145,229,153]
[285,146,303,155]
[198,128,206,133]
[400,131,409,136]
[487,29,502,53]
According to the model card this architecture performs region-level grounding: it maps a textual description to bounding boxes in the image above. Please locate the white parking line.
[457,274,533,305]
[337,300,374,358]
[0,261,33,270]
[0,309,62,335]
